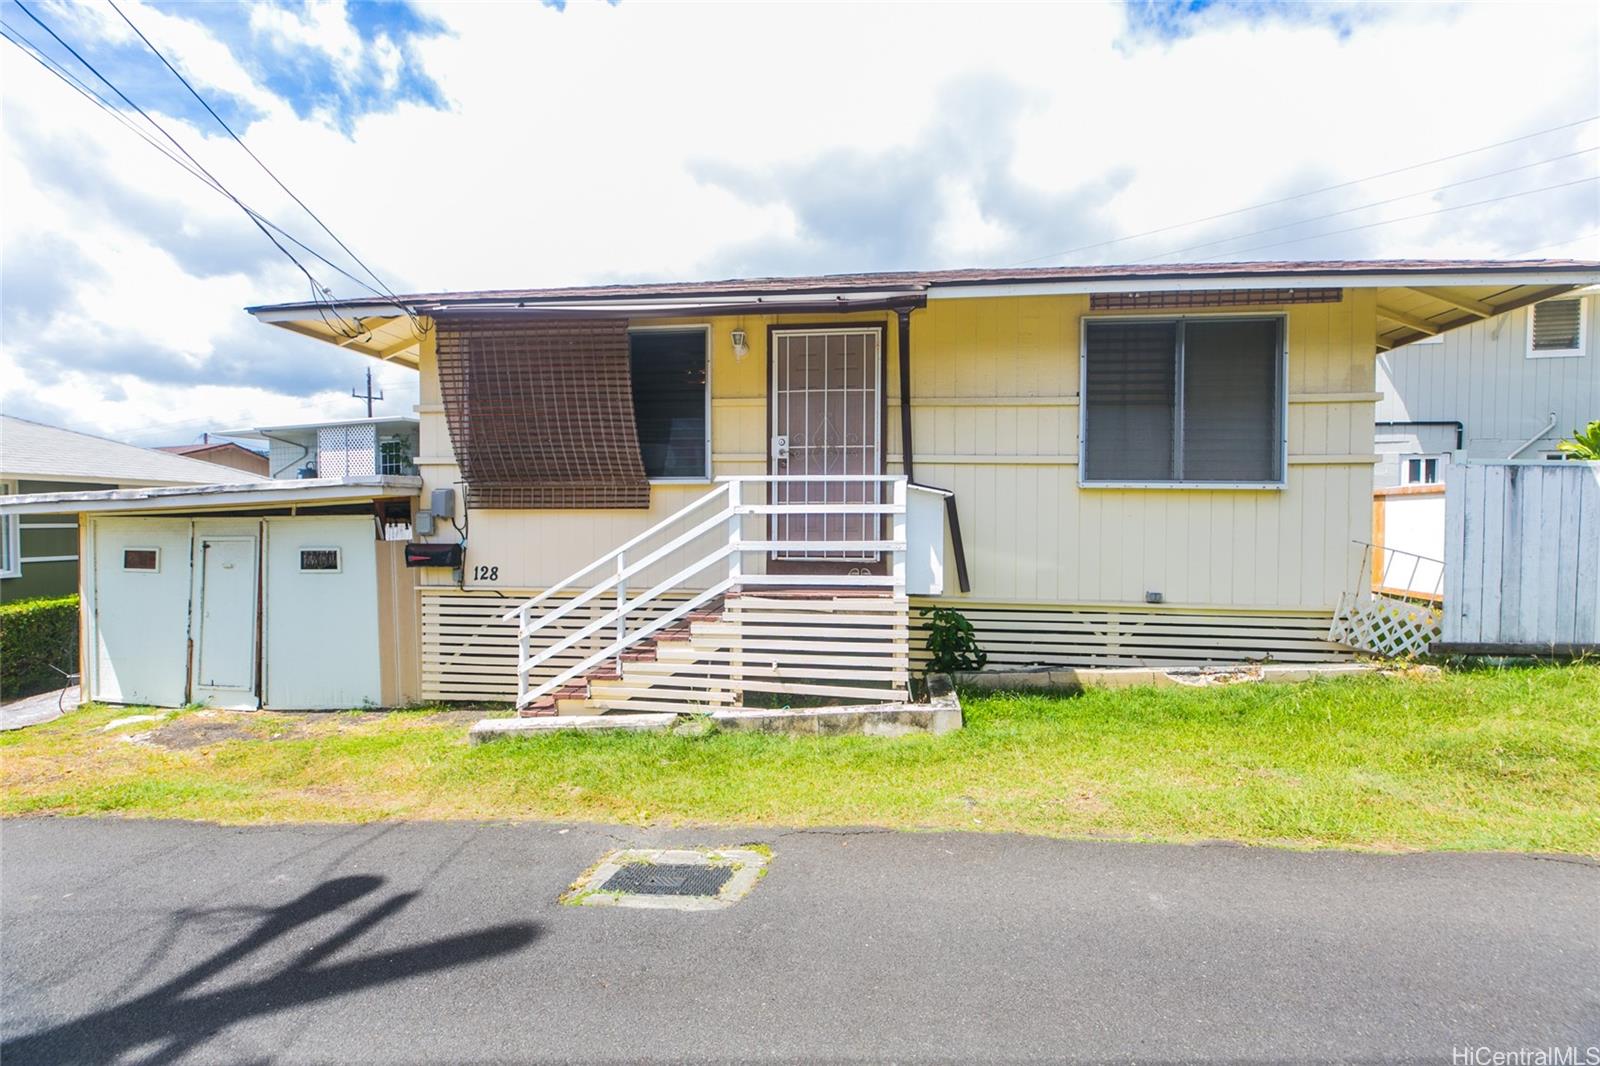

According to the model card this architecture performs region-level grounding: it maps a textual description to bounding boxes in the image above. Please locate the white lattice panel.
[1329,593,1441,658]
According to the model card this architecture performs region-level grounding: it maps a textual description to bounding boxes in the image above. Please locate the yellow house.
[225,258,1592,713]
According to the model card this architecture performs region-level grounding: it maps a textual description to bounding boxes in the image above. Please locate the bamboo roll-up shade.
[435,318,650,508]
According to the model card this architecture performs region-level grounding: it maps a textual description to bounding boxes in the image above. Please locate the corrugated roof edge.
[0,475,422,516]
[245,259,1600,313]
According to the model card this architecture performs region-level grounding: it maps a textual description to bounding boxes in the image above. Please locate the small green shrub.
[920,605,987,674]
[0,595,79,699]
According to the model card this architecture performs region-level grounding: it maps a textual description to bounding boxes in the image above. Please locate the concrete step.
[469,713,678,745]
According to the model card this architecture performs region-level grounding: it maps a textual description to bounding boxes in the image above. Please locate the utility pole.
[352,366,383,417]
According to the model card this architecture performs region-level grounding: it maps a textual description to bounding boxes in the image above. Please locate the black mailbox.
[405,542,463,568]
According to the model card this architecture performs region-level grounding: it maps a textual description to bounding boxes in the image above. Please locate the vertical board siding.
[416,294,1376,614]
[1444,462,1600,647]
[1375,294,1598,484]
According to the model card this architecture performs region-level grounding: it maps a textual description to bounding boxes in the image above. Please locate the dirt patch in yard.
[134,715,304,750]
[129,708,487,751]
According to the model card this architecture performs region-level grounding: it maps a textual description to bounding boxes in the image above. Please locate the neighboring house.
[4,259,1597,712]
[158,439,269,477]
[0,416,265,603]
[216,417,420,479]
[1375,289,1597,487]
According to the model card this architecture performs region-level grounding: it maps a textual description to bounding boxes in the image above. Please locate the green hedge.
[0,595,79,700]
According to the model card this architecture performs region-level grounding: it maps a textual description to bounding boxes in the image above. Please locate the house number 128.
[472,565,499,581]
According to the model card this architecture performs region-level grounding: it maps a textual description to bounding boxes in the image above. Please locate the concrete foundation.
[956,662,1379,692]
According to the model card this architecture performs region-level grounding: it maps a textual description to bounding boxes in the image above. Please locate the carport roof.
[0,475,421,516]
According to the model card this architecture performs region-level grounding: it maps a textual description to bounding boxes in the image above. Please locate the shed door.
[88,518,193,706]
[769,327,882,564]
[191,535,259,708]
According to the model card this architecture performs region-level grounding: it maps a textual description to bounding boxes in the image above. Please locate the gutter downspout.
[1507,412,1558,459]
[895,305,972,594]
[260,431,311,479]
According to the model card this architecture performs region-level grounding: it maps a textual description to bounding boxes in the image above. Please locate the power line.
[0,21,389,301]
[105,0,425,334]
[1012,114,1600,266]
[1146,147,1599,262]
[9,0,368,340]
[1194,175,1599,260]
[1507,231,1600,258]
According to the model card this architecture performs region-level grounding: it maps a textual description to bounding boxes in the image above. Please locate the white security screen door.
[770,327,882,561]
[191,535,259,708]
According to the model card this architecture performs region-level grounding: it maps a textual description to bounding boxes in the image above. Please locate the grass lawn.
[2,664,1597,852]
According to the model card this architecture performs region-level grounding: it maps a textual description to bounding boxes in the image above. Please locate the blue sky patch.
[0,0,447,137]
[1123,0,1378,41]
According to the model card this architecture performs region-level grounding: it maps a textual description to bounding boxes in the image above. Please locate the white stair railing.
[504,475,908,709]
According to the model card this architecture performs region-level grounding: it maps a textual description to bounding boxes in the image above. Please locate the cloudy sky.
[1,0,1597,446]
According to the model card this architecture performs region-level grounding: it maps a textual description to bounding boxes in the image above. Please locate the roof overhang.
[246,291,929,365]
[216,416,420,441]
[246,261,1600,360]
[0,476,422,516]
[928,269,1600,351]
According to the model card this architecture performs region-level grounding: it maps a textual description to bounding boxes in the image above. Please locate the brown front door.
[768,326,884,574]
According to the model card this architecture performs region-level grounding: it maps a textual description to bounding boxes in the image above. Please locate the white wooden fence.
[1442,462,1600,653]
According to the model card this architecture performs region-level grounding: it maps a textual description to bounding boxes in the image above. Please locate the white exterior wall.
[1375,294,1598,486]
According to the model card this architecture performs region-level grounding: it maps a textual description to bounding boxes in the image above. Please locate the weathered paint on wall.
[1443,461,1600,648]
[1375,294,1598,486]
[412,292,1377,612]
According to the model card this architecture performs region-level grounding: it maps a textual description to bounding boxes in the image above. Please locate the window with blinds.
[1082,316,1284,485]
[1527,297,1585,357]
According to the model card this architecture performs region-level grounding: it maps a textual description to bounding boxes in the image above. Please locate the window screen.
[122,548,159,572]
[1083,321,1177,481]
[1182,319,1280,482]
[629,330,708,479]
[1083,317,1283,484]
[1530,298,1583,353]
[299,548,341,572]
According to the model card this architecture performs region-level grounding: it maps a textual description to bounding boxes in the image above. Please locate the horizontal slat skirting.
[909,602,1350,669]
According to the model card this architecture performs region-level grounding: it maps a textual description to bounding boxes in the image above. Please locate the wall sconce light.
[731,328,749,360]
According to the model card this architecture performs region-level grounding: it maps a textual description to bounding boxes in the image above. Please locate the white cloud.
[2,0,1597,444]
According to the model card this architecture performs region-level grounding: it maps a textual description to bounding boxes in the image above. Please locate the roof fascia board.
[0,476,421,516]
[927,271,1600,299]
[248,303,411,321]
[421,292,928,314]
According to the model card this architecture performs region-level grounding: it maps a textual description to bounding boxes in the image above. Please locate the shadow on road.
[3,874,539,1065]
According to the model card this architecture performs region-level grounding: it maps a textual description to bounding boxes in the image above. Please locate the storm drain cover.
[601,862,733,897]
[564,848,769,910]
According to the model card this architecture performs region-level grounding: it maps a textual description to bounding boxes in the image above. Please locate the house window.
[1527,297,1586,358]
[378,437,413,476]
[629,328,709,480]
[299,548,342,572]
[122,548,161,572]
[1400,454,1446,485]
[0,481,18,579]
[1081,316,1285,486]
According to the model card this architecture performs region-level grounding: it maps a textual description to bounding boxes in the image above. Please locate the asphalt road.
[2,819,1595,1064]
